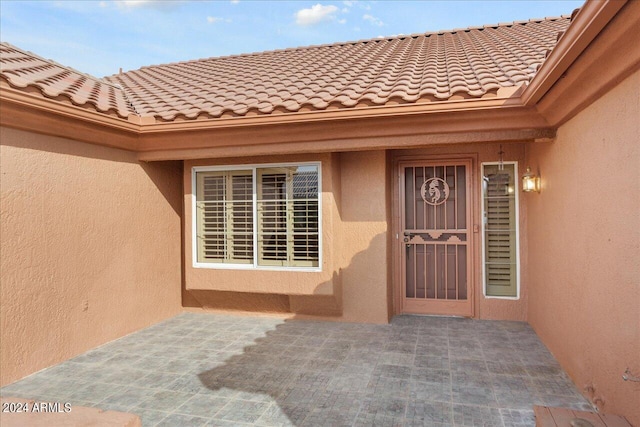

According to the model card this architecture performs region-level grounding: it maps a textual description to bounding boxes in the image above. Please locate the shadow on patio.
[0,313,592,426]
[194,315,592,426]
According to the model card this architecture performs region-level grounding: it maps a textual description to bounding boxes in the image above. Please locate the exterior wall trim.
[0,84,140,131]
[0,87,139,151]
[137,121,554,161]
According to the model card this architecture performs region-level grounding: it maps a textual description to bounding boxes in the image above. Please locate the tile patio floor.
[0,313,592,426]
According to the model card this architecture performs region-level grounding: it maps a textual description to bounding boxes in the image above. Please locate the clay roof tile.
[0,43,135,118]
[2,15,572,122]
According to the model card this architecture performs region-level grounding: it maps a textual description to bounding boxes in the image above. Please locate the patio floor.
[0,313,592,426]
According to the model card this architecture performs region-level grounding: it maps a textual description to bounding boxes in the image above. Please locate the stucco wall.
[330,150,389,323]
[287,150,390,323]
[0,127,183,387]
[526,70,640,424]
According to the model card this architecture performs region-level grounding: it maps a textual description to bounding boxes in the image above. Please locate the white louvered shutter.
[483,164,517,297]
[196,171,253,264]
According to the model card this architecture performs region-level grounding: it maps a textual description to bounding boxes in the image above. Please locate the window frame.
[480,161,521,300]
[192,161,322,272]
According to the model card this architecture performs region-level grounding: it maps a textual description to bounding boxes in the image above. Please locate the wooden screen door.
[400,160,473,316]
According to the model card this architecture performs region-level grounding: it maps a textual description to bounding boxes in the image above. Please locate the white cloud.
[231,0,240,3]
[379,33,406,39]
[115,0,154,7]
[363,13,384,26]
[113,0,182,10]
[343,1,354,6]
[295,4,338,26]
[207,16,231,24]
[338,19,347,24]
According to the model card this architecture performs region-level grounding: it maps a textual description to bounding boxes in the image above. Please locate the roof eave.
[0,83,140,151]
[135,103,553,161]
[0,83,140,130]
[2,78,532,135]
[138,88,526,134]
[2,79,554,160]
[521,0,628,106]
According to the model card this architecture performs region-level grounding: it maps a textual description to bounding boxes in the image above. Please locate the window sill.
[192,262,322,273]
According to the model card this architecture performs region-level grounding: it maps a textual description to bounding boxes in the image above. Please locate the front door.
[400,160,473,316]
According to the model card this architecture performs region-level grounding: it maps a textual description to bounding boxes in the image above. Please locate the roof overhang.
[136,105,555,161]
[1,82,553,160]
[533,0,640,126]
[2,0,637,161]
[520,0,627,106]
[0,82,140,151]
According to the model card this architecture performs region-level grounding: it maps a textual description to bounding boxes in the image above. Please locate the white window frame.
[480,161,521,300]
[192,161,322,272]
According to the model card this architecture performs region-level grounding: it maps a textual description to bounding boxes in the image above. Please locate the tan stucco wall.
[183,150,390,323]
[393,143,529,321]
[0,127,183,387]
[328,150,389,323]
[526,70,640,424]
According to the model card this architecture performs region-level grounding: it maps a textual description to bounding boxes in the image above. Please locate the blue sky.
[1,0,584,78]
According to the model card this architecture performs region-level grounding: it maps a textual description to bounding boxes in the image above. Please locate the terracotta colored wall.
[392,143,529,321]
[0,127,183,387]
[526,70,640,424]
[183,151,390,323]
[330,150,389,323]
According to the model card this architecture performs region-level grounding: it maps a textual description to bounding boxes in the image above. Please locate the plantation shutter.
[257,169,288,265]
[195,170,253,264]
[257,166,319,267]
[292,170,319,265]
[483,164,517,297]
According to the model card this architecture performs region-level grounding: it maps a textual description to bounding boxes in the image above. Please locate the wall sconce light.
[522,167,540,193]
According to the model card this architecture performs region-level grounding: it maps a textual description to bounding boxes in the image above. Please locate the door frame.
[392,153,478,318]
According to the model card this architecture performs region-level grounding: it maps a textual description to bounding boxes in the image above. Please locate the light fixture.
[522,167,540,193]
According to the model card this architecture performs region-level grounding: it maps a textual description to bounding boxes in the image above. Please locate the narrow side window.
[482,163,519,298]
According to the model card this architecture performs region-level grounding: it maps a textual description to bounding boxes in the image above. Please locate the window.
[194,163,320,270]
[482,162,519,298]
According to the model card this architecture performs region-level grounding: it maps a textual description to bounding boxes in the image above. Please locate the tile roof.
[2,16,571,123]
[0,42,134,118]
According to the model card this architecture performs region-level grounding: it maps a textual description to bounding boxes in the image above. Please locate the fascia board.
[521,0,627,106]
[0,85,141,134]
